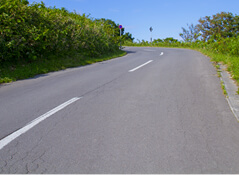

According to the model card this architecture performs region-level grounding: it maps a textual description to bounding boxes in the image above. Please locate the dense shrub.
[0,0,120,63]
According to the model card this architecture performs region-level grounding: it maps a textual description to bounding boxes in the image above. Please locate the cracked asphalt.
[1,47,239,173]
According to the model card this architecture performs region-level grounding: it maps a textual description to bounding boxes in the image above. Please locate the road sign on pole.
[149,27,153,32]
[119,25,123,49]
[149,27,153,42]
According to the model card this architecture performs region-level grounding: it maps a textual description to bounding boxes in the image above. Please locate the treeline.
[180,12,239,42]
[179,12,239,57]
[126,12,239,57]
[124,37,181,47]
[0,0,133,64]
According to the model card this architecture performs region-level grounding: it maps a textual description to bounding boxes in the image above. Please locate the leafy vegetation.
[0,50,126,84]
[0,0,132,83]
[124,37,182,47]
[221,80,228,96]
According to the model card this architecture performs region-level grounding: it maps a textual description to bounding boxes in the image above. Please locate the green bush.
[0,0,120,63]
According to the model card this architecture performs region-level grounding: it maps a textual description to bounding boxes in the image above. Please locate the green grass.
[217,71,222,78]
[220,80,228,96]
[196,48,239,86]
[0,50,126,84]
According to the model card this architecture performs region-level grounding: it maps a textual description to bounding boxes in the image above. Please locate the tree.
[153,38,163,44]
[122,32,134,42]
[197,12,239,41]
[96,18,135,43]
[179,23,201,42]
[95,18,124,37]
[163,37,178,43]
[20,0,29,5]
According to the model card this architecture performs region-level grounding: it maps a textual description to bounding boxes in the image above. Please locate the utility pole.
[149,26,153,43]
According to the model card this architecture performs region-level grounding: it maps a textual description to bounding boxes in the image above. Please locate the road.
[0,47,239,173]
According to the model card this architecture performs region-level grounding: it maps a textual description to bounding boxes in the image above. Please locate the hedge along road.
[0,47,239,173]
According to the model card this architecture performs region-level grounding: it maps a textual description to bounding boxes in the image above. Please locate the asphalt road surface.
[1,47,239,173]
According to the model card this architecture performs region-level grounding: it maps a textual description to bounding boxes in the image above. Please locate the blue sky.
[28,0,239,42]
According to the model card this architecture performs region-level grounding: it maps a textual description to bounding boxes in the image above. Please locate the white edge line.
[0,97,81,150]
[129,60,153,72]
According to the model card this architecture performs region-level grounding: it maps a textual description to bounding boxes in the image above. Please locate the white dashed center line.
[129,60,153,72]
[0,97,81,150]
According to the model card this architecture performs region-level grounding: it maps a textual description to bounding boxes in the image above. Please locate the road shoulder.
[219,63,239,122]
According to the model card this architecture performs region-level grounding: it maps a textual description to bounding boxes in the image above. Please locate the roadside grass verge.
[196,48,239,88]
[0,50,126,84]
[220,80,228,96]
